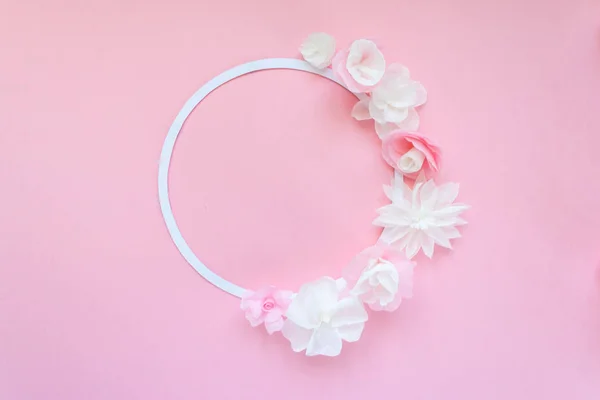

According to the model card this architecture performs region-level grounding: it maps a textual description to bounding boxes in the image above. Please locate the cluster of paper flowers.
[240,34,470,357]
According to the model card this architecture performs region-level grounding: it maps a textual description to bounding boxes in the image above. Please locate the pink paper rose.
[381,130,441,180]
[343,243,415,312]
[331,39,386,93]
[240,286,293,334]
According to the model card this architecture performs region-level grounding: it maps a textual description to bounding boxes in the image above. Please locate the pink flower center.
[262,299,275,312]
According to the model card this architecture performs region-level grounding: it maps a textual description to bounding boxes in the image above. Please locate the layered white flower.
[351,64,427,138]
[374,172,469,259]
[282,277,368,357]
[350,257,414,311]
[346,39,386,87]
[299,32,336,69]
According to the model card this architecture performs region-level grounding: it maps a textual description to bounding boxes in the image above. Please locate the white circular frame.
[158,58,364,298]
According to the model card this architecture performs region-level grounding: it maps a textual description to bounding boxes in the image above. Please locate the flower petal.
[414,172,428,186]
[264,309,283,323]
[378,272,398,295]
[405,232,422,259]
[379,226,411,244]
[411,182,423,209]
[383,106,409,124]
[285,277,339,329]
[351,99,372,120]
[282,320,313,352]
[368,100,387,124]
[432,203,470,218]
[442,226,462,239]
[383,294,403,312]
[391,171,410,203]
[273,290,294,309]
[336,323,365,342]
[265,317,284,335]
[419,180,438,210]
[245,313,263,327]
[437,182,460,207]
[395,108,420,131]
[426,226,453,249]
[454,217,468,226]
[412,81,427,107]
[306,324,343,357]
[331,296,368,328]
[241,299,263,321]
[373,207,412,227]
[335,278,347,292]
[421,234,435,258]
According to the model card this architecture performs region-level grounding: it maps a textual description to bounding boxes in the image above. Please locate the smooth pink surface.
[1,1,600,399]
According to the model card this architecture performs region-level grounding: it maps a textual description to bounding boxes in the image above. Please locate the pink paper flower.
[240,286,293,334]
[343,243,415,312]
[331,39,386,93]
[381,131,441,180]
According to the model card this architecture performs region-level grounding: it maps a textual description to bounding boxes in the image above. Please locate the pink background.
[1,0,600,398]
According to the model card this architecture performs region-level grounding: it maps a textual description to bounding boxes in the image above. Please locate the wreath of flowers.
[239,33,470,357]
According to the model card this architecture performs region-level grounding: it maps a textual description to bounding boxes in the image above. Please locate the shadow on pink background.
[1,0,600,399]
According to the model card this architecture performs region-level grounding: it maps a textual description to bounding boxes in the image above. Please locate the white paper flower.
[351,64,426,138]
[353,259,399,306]
[373,172,469,259]
[344,244,415,312]
[332,39,386,93]
[299,32,336,69]
[281,277,368,357]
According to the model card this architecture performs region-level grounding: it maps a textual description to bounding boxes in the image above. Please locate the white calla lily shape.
[282,277,368,357]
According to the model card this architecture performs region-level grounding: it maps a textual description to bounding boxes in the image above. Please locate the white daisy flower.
[374,172,469,259]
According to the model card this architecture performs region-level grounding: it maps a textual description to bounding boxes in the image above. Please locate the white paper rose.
[344,244,415,312]
[281,277,368,357]
[332,39,386,93]
[299,32,336,69]
[351,64,427,138]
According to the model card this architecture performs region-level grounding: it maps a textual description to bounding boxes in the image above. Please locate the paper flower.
[374,173,469,259]
[240,286,294,334]
[299,32,336,69]
[351,64,426,138]
[344,243,415,312]
[381,131,441,180]
[282,277,368,357]
[332,39,386,93]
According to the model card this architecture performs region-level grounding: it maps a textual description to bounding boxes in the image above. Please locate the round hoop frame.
[158,58,363,298]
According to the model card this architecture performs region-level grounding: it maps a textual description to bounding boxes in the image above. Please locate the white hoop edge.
[158,58,362,298]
